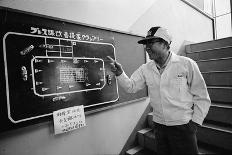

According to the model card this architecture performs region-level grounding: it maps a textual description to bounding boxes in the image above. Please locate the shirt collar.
[147,51,180,69]
[169,52,179,63]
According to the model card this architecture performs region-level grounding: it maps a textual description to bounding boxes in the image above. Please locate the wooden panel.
[186,52,199,61]
[187,47,232,61]
[197,58,232,72]
[206,106,232,125]
[186,37,232,53]
[197,126,232,151]
[203,72,232,87]
[208,88,232,103]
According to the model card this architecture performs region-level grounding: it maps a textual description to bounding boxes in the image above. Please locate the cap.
[138,27,172,45]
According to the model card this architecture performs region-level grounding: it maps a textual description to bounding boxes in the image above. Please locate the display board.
[0,7,147,132]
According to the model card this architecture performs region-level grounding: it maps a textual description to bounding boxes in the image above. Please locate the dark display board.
[0,7,147,132]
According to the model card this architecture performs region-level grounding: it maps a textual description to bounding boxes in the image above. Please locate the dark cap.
[138,27,172,45]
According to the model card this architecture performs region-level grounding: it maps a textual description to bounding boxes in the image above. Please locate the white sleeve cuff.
[192,115,204,126]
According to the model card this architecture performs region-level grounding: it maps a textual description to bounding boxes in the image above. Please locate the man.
[107,26,211,155]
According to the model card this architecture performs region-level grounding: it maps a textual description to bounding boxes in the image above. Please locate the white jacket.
[117,52,211,126]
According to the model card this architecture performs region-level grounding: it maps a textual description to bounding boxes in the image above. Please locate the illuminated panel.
[31,56,105,97]
[60,67,85,83]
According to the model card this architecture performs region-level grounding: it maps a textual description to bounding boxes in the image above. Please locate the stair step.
[137,128,152,148]
[135,148,155,155]
[207,87,232,103]
[126,146,143,155]
[137,128,156,152]
[185,37,232,53]
[211,102,232,108]
[126,145,155,155]
[202,71,232,87]
[199,147,216,154]
[198,142,231,154]
[206,103,232,125]
[187,46,232,61]
[198,143,220,154]
[197,122,232,151]
[138,128,153,134]
[203,121,232,133]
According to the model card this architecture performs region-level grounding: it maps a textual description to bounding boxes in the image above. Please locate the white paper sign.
[53,105,86,134]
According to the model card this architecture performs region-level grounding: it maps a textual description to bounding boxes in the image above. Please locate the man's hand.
[107,56,123,76]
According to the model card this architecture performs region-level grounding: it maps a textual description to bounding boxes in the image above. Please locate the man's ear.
[161,42,167,50]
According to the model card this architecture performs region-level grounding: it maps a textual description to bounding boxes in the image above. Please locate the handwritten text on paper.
[53,105,86,134]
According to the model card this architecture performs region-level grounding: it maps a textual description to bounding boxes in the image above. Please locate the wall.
[0,98,149,155]
[0,0,155,32]
[0,0,213,155]
[215,0,232,39]
[129,0,214,54]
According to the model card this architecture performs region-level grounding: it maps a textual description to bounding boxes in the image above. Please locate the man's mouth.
[146,48,151,52]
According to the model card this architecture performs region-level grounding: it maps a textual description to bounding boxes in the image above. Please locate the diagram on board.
[3,32,118,123]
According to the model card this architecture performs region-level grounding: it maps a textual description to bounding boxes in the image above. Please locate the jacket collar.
[147,51,180,74]
[147,51,179,67]
[169,52,180,63]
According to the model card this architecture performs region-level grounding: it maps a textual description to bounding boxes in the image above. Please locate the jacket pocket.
[169,77,188,101]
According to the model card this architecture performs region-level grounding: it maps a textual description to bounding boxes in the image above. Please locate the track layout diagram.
[3,32,119,123]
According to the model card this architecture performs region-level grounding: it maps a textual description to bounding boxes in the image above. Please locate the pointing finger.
[107,56,115,63]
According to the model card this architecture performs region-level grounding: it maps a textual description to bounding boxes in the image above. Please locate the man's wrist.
[116,70,123,76]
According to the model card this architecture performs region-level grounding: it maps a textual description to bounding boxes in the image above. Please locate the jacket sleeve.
[187,59,211,125]
[116,66,146,93]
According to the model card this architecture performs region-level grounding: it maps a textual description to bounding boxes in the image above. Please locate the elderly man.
[108,26,211,155]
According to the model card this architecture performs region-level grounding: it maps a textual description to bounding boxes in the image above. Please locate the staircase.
[186,37,232,153]
[125,37,232,155]
[125,112,155,155]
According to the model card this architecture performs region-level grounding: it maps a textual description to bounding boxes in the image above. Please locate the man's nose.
[146,46,151,51]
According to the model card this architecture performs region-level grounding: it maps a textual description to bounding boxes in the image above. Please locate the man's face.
[144,39,166,61]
